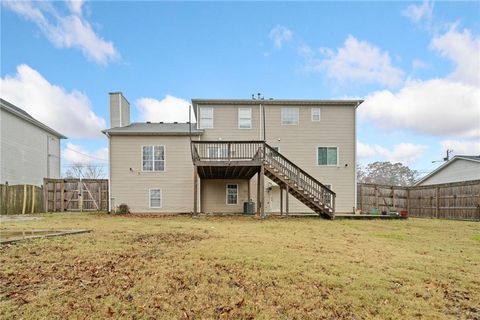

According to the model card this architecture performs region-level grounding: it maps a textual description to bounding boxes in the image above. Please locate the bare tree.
[357,161,418,186]
[64,163,105,179]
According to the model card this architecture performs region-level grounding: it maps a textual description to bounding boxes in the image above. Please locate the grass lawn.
[1,213,479,319]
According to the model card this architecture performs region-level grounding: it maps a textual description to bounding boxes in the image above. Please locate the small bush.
[116,204,130,214]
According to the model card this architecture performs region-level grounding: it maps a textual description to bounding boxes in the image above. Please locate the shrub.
[116,203,130,214]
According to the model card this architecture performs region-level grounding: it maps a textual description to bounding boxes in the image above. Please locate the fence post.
[79,180,83,212]
[22,184,27,214]
[407,188,410,213]
[375,185,379,209]
[31,185,35,214]
[435,186,439,219]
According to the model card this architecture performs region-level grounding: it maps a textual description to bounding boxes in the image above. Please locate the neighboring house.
[0,98,66,186]
[103,92,363,218]
[414,155,480,186]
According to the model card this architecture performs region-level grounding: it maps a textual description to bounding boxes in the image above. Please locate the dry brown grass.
[1,213,479,319]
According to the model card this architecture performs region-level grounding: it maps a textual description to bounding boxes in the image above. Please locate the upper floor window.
[142,145,165,171]
[311,108,321,121]
[238,108,252,129]
[317,147,338,166]
[199,107,213,129]
[281,108,299,125]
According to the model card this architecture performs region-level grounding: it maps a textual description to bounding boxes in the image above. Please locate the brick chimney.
[109,92,130,128]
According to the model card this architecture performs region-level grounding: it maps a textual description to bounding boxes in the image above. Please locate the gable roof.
[413,155,480,186]
[102,122,203,136]
[0,98,66,139]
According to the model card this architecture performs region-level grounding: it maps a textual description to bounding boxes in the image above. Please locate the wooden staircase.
[263,143,335,219]
[190,141,336,219]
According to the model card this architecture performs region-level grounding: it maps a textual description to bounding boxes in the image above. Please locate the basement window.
[142,145,165,171]
[317,147,338,166]
[226,184,238,205]
[281,108,299,125]
[199,107,214,129]
[149,189,162,208]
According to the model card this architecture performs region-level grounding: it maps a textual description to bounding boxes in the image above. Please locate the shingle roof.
[102,122,203,136]
[191,98,363,107]
[0,98,67,139]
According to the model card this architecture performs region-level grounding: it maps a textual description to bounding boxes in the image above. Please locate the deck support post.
[285,184,289,217]
[280,186,283,215]
[260,165,265,218]
[193,165,198,216]
[247,178,251,201]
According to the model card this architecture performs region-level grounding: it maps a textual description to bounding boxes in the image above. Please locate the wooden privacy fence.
[357,180,480,221]
[44,179,108,212]
[0,184,44,215]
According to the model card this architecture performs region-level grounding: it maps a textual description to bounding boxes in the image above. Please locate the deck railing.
[263,143,335,210]
[191,141,264,162]
[191,140,336,212]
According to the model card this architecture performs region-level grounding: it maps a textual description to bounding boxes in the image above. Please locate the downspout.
[262,102,266,142]
[106,132,112,213]
[354,101,360,212]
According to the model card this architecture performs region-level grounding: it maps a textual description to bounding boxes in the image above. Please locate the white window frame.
[226,184,238,205]
[316,146,339,167]
[238,108,252,129]
[149,188,162,208]
[311,108,321,121]
[141,145,166,172]
[199,107,214,129]
[281,108,299,125]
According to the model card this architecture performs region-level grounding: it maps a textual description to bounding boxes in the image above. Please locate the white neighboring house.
[414,155,480,186]
[0,98,66,186]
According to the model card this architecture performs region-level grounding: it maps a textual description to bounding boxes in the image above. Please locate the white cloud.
[360,78,480,138]
[402,0,434,26]
[1,64,106,138]
[2,0,118,65]
[431,27,480,86]
[411,59,429,70]
[63,143,108,164]
[358,142,427,165]
[439,139,480,156]
[301,35,404,88]
[269,25,293,49]
[136,95,193,123]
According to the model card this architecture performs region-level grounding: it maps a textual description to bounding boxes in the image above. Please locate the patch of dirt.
[129,232,208,246]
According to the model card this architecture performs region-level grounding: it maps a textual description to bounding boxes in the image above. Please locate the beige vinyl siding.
[199,104,261,140]
[201,179,250,213]
[197,103,356,213]
[264,105,356,213]
[0,108,61,186]
[110,135,196,213]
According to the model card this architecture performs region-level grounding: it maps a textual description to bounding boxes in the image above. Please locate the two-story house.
[1,98,66,186]
[103,92,363,218]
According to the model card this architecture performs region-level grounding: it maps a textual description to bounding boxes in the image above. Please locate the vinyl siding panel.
[201,179,250,213]
[198,104,356,213]
[418,160,480,185]
[0,109,61,186]
[110,135,196,213]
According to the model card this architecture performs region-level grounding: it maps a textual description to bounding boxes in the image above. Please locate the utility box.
[243,201,255,215]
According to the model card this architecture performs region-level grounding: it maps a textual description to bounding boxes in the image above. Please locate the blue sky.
[1,1,479,178]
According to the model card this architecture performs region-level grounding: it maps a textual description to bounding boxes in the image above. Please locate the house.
[414,155,480,186]
[103,92,363,218]
[0,98,66,186]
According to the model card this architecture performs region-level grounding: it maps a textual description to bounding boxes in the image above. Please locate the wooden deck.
[191,141,336,219]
